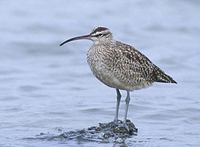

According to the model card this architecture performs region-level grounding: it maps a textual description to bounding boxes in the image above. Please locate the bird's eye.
[94,34,103,37]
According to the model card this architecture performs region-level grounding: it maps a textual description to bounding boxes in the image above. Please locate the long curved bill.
[60,34,91,46]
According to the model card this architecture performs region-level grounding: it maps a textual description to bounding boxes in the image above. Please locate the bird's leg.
[114,89,121,124]
[124,91,130,128]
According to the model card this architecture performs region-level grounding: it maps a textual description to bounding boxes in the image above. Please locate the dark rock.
[35,120,137,143]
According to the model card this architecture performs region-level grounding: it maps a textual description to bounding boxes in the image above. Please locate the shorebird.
[60,27,177,127]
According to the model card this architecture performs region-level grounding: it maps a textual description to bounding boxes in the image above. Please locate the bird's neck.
[93,39,115,45]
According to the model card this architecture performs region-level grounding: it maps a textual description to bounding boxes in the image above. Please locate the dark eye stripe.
[94,34,103,37]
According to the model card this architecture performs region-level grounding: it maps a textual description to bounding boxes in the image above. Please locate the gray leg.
[114,89,121,123]
[124,91,130,124]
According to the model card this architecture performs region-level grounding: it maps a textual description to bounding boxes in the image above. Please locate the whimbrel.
[60,27,177,127]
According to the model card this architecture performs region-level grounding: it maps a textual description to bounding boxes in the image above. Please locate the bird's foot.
[113,119,120,125]
[123,120,129,131]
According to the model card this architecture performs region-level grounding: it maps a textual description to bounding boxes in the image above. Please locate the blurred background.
[0,0,200,147]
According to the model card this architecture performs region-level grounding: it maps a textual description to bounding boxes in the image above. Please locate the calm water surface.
[0,0,200,146]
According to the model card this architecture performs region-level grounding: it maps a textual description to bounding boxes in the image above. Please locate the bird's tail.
[153,67,177,84]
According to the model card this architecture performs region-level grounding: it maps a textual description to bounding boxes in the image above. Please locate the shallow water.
[0,0,200,146]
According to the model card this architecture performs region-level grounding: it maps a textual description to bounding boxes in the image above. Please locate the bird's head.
[60,27,113,46]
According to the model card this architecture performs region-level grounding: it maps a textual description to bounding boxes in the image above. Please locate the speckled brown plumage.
[60,26,177,127]
[87,34,176,91]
